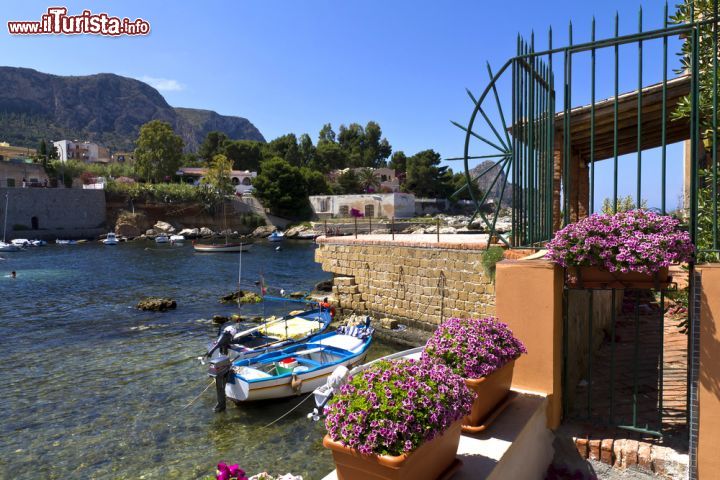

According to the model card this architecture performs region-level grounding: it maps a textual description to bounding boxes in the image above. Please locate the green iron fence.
[453,0,720,452]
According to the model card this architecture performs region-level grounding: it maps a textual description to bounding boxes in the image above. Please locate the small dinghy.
[224,323,373,403]
[102,233,119,245]
[268,231,285,242]
[208,322,373,409]
[206,307,333,363]
[193,241,252,253]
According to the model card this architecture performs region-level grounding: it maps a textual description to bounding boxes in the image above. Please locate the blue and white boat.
[222,324,374,403]
[206,307,334,362]
[268,231,285,242]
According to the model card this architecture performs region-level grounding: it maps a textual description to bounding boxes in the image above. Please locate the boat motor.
[208,355,231,412]
[206,324,239,358]
[308,365,350,421]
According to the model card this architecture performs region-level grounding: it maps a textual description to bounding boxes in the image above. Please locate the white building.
[53,140,110,163]
[309,193,415,219]
[178,167,257,195]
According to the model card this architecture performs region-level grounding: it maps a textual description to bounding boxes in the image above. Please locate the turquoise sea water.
[0,240,397,479]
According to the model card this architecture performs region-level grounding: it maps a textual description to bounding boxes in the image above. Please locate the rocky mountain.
[470,160,513,208]
[0,67,265,152]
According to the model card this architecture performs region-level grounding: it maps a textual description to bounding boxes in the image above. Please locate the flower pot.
[463,360,514,432]
[566,266,671,290]
[322,420,462,480]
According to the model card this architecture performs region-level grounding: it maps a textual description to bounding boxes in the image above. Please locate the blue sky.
[0,1,689,210]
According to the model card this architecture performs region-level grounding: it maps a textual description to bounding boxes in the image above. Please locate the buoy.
[275,246,281,251]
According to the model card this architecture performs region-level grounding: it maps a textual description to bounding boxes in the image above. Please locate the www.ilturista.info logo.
[7,7,150,36]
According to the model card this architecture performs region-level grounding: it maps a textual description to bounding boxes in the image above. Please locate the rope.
[262,393,315,428]
[183,380,214,409]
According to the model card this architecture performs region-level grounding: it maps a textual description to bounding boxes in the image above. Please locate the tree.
[336,169,362,194]
[315,142,348,172]
[357,168,381,193]
[298,133,316,167]
[223,140,263,171]
[198,131,228,162]
[601,195,648,215]
[404,149,453,198]
[134,120,184,183]
[252,157,310,218]
[201,154,235,197]
[450,171,482,201]
[301,167,330,195]
[389,151,407,175]
[318,123,336,144]
[263,134,301,166]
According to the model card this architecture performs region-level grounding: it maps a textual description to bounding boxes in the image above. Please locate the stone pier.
[315,234,497,331]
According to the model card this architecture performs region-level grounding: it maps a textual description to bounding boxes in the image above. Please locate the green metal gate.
[454,1,720,473]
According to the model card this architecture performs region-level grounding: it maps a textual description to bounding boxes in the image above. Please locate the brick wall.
[315,238,496,331]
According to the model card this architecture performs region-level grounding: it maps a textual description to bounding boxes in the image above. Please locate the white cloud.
[140,76,184,92]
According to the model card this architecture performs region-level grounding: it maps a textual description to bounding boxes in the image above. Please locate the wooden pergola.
[552,75,692,228]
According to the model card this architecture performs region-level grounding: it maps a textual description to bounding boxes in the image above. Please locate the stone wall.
[0,187,106,239]
[315,237,496,331]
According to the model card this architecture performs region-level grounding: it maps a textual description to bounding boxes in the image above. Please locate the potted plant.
[422,317,527,433]
[545,210,694,289]
[323,358,473,480]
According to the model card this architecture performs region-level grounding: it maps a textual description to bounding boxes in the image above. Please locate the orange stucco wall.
[697,265,720,479]
[495,259,564,428]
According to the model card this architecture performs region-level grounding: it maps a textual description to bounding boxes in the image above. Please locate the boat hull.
[193,243,252,253]
[226,351,368,402]
[0,243,19,252]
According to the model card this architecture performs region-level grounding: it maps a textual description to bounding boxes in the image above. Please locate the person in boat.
[319,297,335,318]
[11,271,16,278]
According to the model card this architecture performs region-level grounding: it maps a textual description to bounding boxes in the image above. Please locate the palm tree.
[357,168,381,193]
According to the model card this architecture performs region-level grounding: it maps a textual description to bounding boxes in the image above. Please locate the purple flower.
[216,462,247,480]
[545,210,694,273]
[325,358,472,457]
[422,317,526,379]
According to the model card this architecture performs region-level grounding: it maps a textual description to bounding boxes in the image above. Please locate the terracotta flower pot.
[566,266,671,290]
[462,360,514,432]
[322,420,462,480]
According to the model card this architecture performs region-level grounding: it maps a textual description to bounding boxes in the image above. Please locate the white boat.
[193,241,252,253]
[221,326,373,403]
[0,241,19,252]
[268,231,285,242]
[155,234,170,244]
[55,239,77,245]
[310,345,423,414]
[102,233,119,245]
[29,239,46,247]
[169,234,185,244]
[11,239,30,247]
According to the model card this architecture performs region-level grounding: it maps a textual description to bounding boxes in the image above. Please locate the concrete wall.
[315,237,495,331]
[0,161,49,188]
[495,260,564,428]
[0,188,106,240]
[697,265,720,479]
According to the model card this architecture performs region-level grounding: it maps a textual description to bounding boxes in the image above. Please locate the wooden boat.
[193,241,252,253]
[223,325,374,402]
[207,307,333,362]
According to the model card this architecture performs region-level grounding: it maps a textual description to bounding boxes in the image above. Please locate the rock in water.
[252,225,275,238]
[289,291,307,299]
[178,228,200,238]
[380,317,399,329]
[154,221,176,234]
[219,290,262,304]
[137,297,177,311]
[212,315,229,324]
[199,227,214,237]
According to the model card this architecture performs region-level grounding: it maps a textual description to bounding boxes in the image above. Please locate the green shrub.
[481,246,505,282]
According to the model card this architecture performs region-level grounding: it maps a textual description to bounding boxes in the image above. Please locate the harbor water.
[0,240,398,479]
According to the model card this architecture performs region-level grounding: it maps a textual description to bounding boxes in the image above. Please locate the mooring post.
[391,216,395,240]
[354,217,358,238]
[436,217,440,243]
[324,219,327,237]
